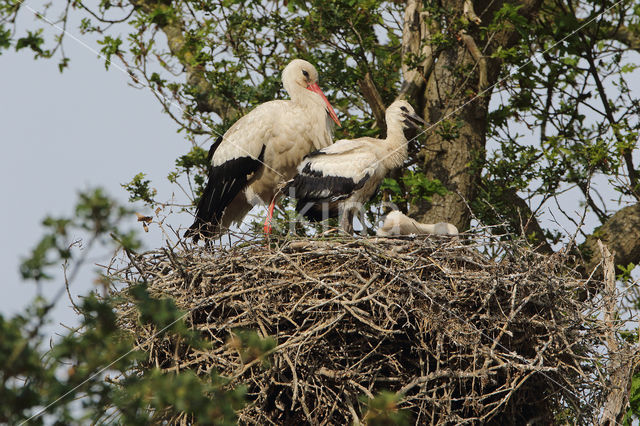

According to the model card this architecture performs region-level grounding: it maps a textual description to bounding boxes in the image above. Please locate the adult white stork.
[286,100,425,234]
[186,59,340,241]
[376,211,458,236]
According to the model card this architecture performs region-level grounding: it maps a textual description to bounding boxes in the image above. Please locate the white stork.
[186,59,340,240]
[376,211,458,236]
[286,100,425,234]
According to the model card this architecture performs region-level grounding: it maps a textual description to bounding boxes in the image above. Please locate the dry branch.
[358,72,387,133]
[599,241,639,425]
[459,31,488,91]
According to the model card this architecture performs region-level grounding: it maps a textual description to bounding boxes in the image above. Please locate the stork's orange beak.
[306,82,341,127]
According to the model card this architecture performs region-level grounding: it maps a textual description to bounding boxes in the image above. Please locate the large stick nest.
[110,232,629,424]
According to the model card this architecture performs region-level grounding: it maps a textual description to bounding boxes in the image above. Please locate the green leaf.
[122,173,157,205]
[97,35,122,70]
[361,391,410,426]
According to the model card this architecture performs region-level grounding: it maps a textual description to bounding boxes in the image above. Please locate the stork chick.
[376,211,458,237]
[185,59,340,241]
[287,100,425,234]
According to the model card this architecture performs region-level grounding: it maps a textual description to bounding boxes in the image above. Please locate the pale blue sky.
[0,31,190,328]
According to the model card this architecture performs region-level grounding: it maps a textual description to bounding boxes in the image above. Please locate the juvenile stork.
[287,100,425,234]
[376,211,458,237]
[186,59,340,240]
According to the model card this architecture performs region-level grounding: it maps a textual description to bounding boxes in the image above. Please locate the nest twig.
[109,230,636,425]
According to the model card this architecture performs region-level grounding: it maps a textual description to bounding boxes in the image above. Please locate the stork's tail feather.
[186,146,265,242]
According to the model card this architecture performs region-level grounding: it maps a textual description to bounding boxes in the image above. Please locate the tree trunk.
[405,0,543,230]
[416,44,494,229]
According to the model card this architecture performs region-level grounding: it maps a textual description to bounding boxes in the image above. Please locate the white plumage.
[186,59,340,240]
[287,100,425,233]
[376,211,458,236]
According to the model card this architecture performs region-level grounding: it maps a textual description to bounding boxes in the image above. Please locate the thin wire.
[369,0,628,172]
[19,271,217,425]
[21,3,287,179]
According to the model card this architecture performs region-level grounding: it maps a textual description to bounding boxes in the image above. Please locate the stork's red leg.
[263,199,276,235]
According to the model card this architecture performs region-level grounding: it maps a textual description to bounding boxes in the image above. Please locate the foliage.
[484,0,640,229]
[626,374,640,425]
[5,191,257,423]
[0,287,249,424]
[361,391,410,426]
[3,0,639,236]
[227,330,277,368]
[20,188,141,282]
[379,170,449,208]
[122,173,157,206]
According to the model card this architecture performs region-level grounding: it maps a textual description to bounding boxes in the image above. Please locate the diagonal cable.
[368,0,628,174]
[21,3,287,179]
[18,273,219,425]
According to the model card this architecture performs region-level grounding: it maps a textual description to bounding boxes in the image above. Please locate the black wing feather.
[186,145,265,241]
[303,149,328,159]
[287,162,369,220]
[207,136,223,163]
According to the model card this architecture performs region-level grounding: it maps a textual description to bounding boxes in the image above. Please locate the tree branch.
[130,0,239,121]
[579,32,639,194]
[476,183,554,254]
[397,0,435,102]
[463,0,482,25]
[598,241,639,426]
[501,188,554,254]
[594,23,640,52]
[582,202,640,274]
[459,31,488,91]
[357,72,387,133]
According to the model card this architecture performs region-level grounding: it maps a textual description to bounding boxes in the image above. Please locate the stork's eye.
[400,106,409,112]
[302,70,310,78]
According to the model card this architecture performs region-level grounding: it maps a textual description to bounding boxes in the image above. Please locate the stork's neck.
[414,221,437,233]
[285,83,334,149]
[382,121,409,169]
[401,215,437,234]
[287,83,324,110]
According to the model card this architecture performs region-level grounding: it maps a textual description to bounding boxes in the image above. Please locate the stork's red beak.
[306,82,341,127]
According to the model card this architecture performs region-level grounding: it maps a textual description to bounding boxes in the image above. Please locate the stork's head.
[282,59,341,126]
[385,100,426,130]
[283,59,320,90]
